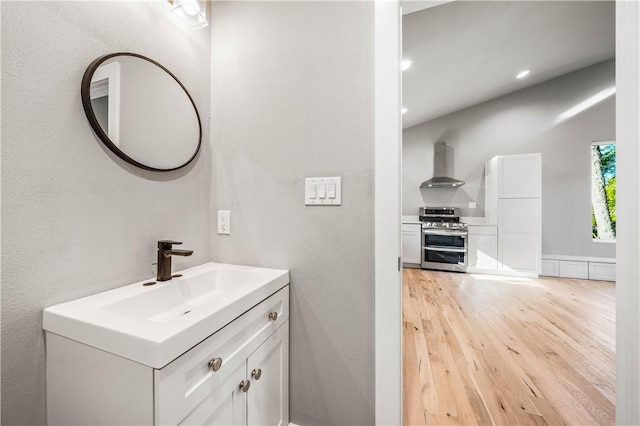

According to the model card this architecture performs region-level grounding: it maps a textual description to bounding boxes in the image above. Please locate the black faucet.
[157,240,193,281]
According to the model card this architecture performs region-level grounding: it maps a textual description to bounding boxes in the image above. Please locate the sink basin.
[44,262,289,368]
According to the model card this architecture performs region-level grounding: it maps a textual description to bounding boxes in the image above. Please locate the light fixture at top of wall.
[169,0,209,30]
[516,70,531,79]
[401,108,408,114]
[401,59,413,71]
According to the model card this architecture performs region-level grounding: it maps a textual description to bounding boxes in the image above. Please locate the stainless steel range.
[419,207,468,272]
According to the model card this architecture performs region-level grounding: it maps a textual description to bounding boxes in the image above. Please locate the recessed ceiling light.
[401,108,408,114]
[516,70,531,79]
[401,60,413,71]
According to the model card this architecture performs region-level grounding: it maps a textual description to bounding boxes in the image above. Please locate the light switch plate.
[305,177,342,206]
[217,210,230,234]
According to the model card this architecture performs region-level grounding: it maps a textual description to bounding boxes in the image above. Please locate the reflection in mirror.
[82,53,201,171]
[90,61,120,146]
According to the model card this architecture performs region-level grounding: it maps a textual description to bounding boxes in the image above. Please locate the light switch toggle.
[305,177,342,206]
[318,184,327,199]
[328,183,336,199]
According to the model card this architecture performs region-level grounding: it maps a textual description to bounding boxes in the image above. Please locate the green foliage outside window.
[592,143,616,240]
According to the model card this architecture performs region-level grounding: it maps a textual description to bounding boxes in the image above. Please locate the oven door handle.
[422,229,467,236]
[423,246,467,253]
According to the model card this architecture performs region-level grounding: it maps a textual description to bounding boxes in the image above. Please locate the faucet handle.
[158,240,183,249]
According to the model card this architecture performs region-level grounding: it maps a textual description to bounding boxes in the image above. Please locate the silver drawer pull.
[251,368,262,380]
[208,357,223,372]
[423,246,467,253]
[268,312,278,321]
[239,380,251,392]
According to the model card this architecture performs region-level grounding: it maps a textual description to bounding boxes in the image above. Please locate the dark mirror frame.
[81,52,202,172]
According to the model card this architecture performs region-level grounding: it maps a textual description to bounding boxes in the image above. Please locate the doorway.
[374,0,640,424]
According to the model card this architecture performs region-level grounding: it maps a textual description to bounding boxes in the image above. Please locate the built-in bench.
[541,254,615,281]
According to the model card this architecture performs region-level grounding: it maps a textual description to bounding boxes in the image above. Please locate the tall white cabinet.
[485,153,541,276]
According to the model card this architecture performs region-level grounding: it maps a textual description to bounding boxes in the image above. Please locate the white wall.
[210,2,375,424]
[403,60,616,258]
[1,2,211,424]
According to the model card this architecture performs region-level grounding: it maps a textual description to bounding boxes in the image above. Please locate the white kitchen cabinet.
[558,260,589,279]
[541,259,559,277]
[588,262,616,281]
[540,255,615,281]
[485,153,542,224]
[499,234,540,272]
[402,223,422,267]
[485,153,541,277]
[498,199,540,274]
[467,226,498,272]
[497,154,542,199]
[47,286,290,426]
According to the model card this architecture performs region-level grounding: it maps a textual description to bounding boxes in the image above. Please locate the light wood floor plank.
[403,269,615,426]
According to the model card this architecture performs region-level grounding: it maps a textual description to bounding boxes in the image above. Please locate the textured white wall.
[210,2,375,424]
[403,60,616,258]
[1,2,211,424]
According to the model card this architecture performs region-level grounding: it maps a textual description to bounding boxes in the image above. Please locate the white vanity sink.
[44,262,289,368]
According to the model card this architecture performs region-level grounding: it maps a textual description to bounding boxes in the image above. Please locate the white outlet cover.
[469,201,477,209]
[305,177,342,206]
[217,210,230,234]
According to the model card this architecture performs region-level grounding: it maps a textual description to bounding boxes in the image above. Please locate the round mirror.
[81,53,202,171]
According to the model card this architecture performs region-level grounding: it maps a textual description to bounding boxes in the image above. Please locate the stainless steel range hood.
[420,142,465,189]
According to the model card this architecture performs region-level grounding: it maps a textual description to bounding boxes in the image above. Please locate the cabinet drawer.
[589,262,615,281]
[558,261,588,279]
[155,286,289,426]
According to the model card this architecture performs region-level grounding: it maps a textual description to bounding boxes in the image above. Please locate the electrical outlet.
[469,201,477,209]
[217,210,230,234]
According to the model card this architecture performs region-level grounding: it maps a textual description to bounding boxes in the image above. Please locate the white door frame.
[374,1,640,424]
[374,0,402,424]
[615,1,640,424]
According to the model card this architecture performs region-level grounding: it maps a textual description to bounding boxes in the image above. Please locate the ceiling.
[401,1,615,129]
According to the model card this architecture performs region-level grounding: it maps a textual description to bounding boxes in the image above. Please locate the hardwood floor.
[403,268,615,426]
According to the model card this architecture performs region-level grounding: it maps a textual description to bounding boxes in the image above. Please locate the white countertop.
[401,215,421,224]
[462,217,497,226]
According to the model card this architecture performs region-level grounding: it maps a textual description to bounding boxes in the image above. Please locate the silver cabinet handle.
[268,312,278,321]
[208,357,222,372]
[251,368,262,380]
[239,380,251,392]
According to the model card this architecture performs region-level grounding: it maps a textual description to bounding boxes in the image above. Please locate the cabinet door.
[499,234,539,272]
[498,199,540,273]
[402,224,422,265]
[247,322,289,426]
[179,362,247,426]
[468,234,498,270]
[499,198,539,232]
[498,154,541,198]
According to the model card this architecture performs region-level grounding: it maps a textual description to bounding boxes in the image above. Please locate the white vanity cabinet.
[402,223,422,267]
[46,285,290,426]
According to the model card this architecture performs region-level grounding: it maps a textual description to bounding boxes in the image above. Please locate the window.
[591,141,616,241]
